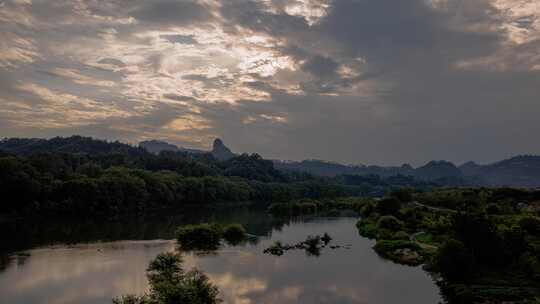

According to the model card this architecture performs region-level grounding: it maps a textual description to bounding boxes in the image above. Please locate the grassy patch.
[373,240,424,266]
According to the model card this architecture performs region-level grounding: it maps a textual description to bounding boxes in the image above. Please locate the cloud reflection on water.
[0,218,440,304]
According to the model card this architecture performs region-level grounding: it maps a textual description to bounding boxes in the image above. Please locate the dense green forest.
[355,188,540,303]
[0,136,435,217]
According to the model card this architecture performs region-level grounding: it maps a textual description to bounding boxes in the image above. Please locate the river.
[0,206,441,304]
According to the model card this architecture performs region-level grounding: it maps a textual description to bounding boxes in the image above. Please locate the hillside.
[0,136,146,156]
[464,155,540,188]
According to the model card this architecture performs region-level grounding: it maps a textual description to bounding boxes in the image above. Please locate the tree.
[390,188,414,203]
[519,216,540,236]
[376,197,401,215]
[433,239,476,281]
[376,216,402,231]
[451,213,504,267]
[114,252,220,304]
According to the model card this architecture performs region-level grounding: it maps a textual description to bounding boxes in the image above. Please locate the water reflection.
[0,204,279,270]
[184,218,440,304]
[0,216,441,304]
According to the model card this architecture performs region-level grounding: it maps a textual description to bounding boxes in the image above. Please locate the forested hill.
[0,136,294,217]
[0,136,146,156]
[0,136,436,217]
[459,155,540,188]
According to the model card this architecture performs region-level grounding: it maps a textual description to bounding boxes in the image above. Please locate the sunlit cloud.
[164,114,212,132]
[49,68,116,87]
[0,33,40,69]
[13,83,132,128]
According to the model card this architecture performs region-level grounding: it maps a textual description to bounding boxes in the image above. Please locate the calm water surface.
[0,210,441,304]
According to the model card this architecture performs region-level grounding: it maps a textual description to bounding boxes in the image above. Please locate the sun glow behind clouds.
[493,0,540,44]
[85,25,296,106]
[284,0,331,25]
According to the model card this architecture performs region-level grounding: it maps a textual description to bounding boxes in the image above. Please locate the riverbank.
[355,188,540,303]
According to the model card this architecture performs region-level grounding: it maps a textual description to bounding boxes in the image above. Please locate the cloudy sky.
[0,0,539,165]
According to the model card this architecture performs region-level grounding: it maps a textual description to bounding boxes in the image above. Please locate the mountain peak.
[212,138,235,161]
[213,138,224,149]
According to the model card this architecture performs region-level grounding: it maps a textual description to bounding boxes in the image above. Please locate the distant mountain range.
[137,139,540,188]
[275,157,540,188]
[1,136,540,188]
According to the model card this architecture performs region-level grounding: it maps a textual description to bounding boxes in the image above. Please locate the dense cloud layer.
[0,0,539,165]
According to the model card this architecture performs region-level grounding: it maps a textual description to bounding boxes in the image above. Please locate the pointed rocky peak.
[212,138,235,161]
[213,138,225,150]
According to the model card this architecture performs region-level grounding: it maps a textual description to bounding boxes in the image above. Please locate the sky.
[0,0,539,166]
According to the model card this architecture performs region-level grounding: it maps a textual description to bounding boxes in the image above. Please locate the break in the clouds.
[0,0,539,165]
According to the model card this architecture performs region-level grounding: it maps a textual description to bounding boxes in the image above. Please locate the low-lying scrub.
[176,224,223,250]
[263,233,347,257]
[373,240,424,266]
[222,224,247,245]
[176,223,248,250]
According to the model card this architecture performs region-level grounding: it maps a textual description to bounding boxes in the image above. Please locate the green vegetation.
[355,188,540,303]
[373,240,424,265]
[263,233,346,257]
[176,224,223,250]
[175,223,248,250]
[221,224,247,245]
[268,197,373,216]
[0,137,373,218]
[113,252,220,304]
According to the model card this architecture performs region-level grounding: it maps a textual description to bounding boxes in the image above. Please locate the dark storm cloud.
[160,34,198,44]
[302,55,339,78]
[219,0,310,36]
[129,0,212,26]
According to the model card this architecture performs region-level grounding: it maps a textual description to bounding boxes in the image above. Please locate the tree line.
[0,136,436,217]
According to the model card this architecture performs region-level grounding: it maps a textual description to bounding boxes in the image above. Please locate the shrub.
[390,188,414,203]
[392,231,410,241]
[376,197,401,215]
[359,202,376,217]
[304,235,322,256]
[376,229,395,240]
[356,219,378,239]
[433,239,476,281]
[373,240,423,265]
[485,203,500,215]
[516,252,540,280]
[401,207,424,229]
[222,224,247,245]
[373,240,421,253]
[321,232,332,245]
[176,224,222,250]
[518,216,540,235]
[376,215,402,231]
